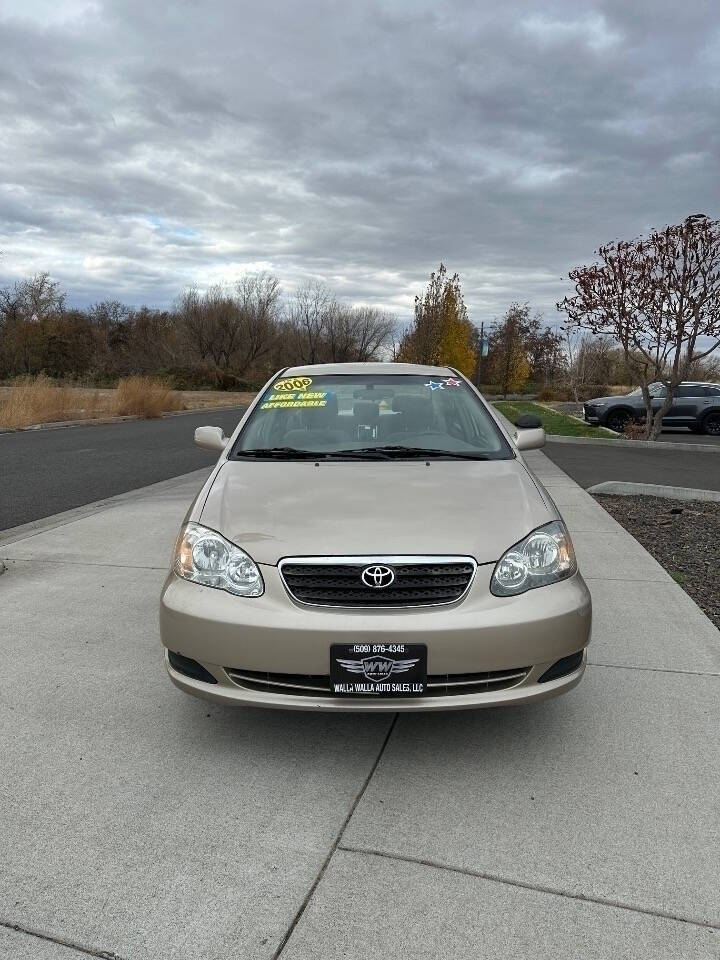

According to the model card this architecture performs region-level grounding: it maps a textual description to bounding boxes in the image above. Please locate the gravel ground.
[593,494,720,629]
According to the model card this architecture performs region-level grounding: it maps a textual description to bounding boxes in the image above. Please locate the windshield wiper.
[235,447,328,460]
[236,446,491,461]
[331,446,491,460]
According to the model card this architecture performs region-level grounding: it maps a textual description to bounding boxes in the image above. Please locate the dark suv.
[584,382,720,435]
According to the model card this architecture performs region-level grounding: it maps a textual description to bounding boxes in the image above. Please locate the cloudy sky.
[1,0,719,325]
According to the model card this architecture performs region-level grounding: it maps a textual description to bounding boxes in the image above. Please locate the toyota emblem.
[361,564,395,589]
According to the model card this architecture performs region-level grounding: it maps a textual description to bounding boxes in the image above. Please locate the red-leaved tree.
[558,215,720,439]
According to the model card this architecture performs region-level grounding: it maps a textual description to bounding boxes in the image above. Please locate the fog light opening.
[168,651,218,684]
[538,651,584,683]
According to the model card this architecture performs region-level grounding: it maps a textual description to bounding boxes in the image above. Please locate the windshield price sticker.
[261,391,327,410]
[273,376,313,392]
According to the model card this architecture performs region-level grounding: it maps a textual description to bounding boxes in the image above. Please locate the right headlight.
[173,522,264,597]
[490,520,577,596]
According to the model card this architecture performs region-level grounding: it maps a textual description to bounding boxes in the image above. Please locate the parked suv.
[584,382,720,435]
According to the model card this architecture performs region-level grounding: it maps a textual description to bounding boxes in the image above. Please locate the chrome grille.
[278,555,476,608]
[226,667,529,697]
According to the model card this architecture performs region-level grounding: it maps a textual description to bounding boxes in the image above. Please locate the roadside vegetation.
[1,217,718,434]
[558,214,720,439]
[0,375,253,429]
[493,400,616,439]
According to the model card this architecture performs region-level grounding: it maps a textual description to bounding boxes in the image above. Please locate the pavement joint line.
[0,919,125,959]
[0,557,167,570]
[271,714,399,960]
[0,468,211,546]
[588,661,720,678]
[335,846,720,933]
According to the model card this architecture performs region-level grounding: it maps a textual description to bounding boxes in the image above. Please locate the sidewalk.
[1,453,719,960]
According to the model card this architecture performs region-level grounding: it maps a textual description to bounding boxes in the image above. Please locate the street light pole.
[476,320,484,389]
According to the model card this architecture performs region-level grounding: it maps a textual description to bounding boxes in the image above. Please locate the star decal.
[443,377,462,387]
[425,380,445,391]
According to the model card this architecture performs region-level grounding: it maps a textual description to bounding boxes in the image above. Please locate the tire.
[701,412,720,436]
[605,409,632,433]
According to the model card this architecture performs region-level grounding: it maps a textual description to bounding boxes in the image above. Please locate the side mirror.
[514,414,542,430]
[194,425,227,452]
[513,414,545,451]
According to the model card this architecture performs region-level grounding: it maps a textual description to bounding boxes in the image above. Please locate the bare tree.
[287,282,333,364]
[177,273,281,377]
[0,273,66,373]
[564,331,615,402]
[558,215,720,438]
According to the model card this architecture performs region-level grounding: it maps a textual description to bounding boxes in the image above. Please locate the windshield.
[628,383,666,398]
[232,373,512,460]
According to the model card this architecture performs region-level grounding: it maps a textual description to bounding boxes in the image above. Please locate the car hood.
[587,395,625,405]
[198,459,553,566]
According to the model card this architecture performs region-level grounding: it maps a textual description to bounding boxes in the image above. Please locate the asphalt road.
[654,429,720,445]
[544,440,720,491]
[0,407,247,530]
[3,407,720,531]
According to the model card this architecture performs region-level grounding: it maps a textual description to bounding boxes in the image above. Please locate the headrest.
[353,400,380,424]
[391,394,432,418]
[300,391,338,426]
[390,394,433,430]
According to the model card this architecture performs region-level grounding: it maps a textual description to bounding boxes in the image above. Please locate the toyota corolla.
[160,363,591,711]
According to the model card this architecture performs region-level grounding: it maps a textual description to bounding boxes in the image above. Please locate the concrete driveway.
[1,453,719,960]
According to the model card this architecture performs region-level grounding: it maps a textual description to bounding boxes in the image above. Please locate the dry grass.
[0,376,253,429]
[0,376,111,428]
[113,376,184,418]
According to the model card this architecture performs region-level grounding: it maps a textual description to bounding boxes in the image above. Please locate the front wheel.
[701,412,720,436]
[606,409,632,433]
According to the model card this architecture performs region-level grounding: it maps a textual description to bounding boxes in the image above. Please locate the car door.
[644,383,667,420]
[665,385,704,424]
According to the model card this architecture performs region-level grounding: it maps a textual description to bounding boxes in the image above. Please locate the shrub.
[622,422,647,440]
[113,376,184,418]
[537,387,572,401]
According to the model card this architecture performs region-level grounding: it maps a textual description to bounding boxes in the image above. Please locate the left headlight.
[173,522,264,597]
[490,520,577,597]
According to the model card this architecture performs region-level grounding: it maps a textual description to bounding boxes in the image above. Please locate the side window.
[673,385,699,398]
[703,386,720,398]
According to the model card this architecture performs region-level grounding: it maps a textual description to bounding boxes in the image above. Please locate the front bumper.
[160,564,592,711]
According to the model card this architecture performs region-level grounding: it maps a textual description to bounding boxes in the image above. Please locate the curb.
[546,434,720,453]
[589,481,720,502]
[0,404,250,435]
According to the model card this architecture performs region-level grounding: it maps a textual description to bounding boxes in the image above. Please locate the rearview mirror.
[194,425,227,452]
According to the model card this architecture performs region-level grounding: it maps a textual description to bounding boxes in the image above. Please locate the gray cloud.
[1,0,719,325]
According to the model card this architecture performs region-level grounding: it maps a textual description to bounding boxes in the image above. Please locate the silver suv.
[584,382,720,435]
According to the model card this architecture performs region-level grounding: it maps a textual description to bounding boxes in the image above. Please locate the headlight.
[173,522,264,597]
[490,520,577,596]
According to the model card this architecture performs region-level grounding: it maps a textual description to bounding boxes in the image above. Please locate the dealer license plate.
[330,643,427,697]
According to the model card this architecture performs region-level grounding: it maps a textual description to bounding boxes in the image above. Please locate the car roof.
[280,362,456,377]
